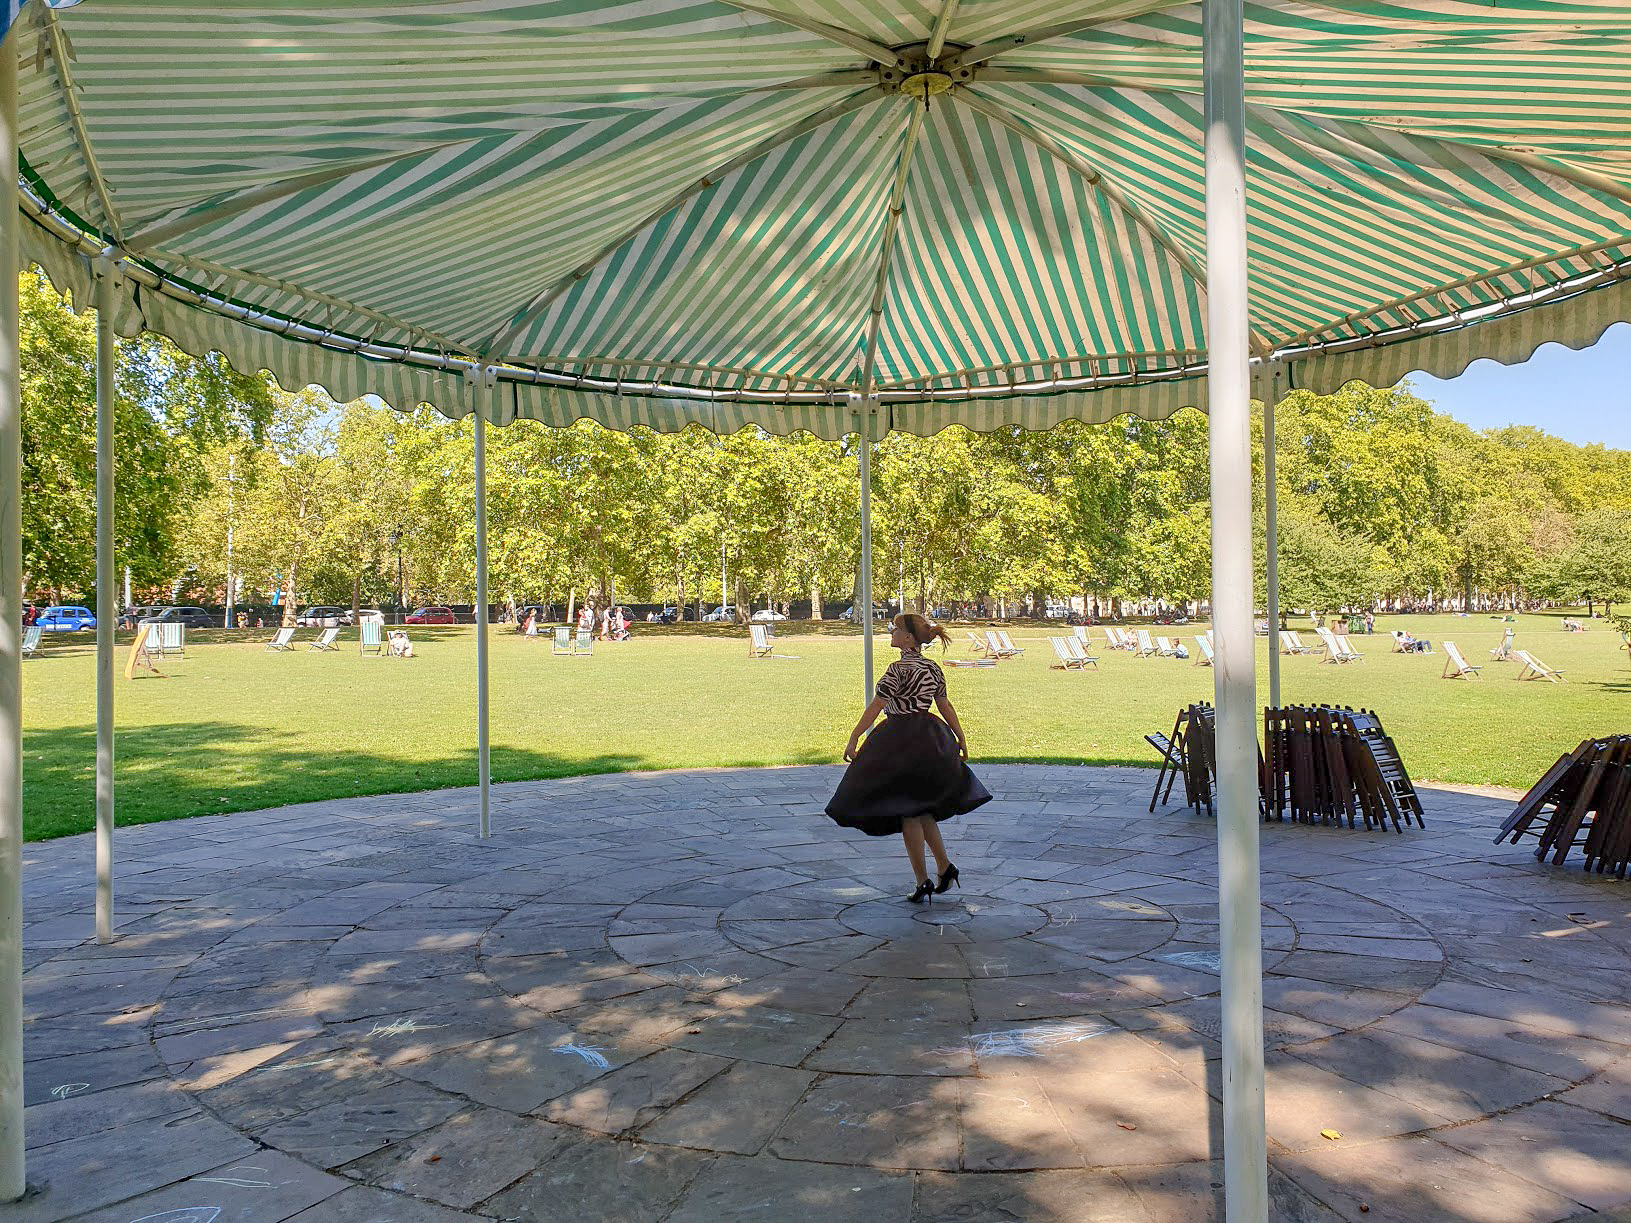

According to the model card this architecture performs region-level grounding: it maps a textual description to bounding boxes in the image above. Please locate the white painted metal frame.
[1205,0,1269,1217]
[94,250,115,944]
[470,366,493,840]
[0,27,21,1206]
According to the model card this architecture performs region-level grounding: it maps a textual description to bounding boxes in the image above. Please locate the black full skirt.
[825,713,992,837]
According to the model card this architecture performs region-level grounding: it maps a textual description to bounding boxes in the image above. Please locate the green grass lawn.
[20,613,1629,840]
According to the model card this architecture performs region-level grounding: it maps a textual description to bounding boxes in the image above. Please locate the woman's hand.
[844,737,860,763]
[957,739,969,761]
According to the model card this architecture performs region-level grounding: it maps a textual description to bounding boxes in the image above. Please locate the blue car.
[38,605,96,631]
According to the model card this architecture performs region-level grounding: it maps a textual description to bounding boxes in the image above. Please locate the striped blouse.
[875,649,947,715]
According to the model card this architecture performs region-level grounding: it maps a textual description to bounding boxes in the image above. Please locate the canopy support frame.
[94,250,118,944]
[1205,1,1269,1218]
[469,365,494,839]
[0,24,24,1205]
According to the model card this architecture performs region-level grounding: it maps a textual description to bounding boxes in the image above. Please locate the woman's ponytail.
[899,612,951,652]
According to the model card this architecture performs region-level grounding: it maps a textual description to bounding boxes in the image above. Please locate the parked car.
[347,608,386,626]
[656,605,687,623]
[700,604,739,622]
[839,605,889,621]
[38,605,96,631]
[405,606,456,625]
[297,605,348,627]
[149,605,214,628]
[513,604,552,629]
[121,605,159,629]
[750,609,787,622]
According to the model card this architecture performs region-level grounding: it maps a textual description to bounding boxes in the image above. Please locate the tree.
[19,271,274,598]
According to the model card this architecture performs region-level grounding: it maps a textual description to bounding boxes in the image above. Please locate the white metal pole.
[94,253,117,945]
[0,27,25,1204]
[857,400,875,701]
[1205,0,1268,1218]
[1263,375,1281,710]
[471,369,491,839]
[123,565,130,610]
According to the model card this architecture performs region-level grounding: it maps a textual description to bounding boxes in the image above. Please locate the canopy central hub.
[877,42,975,94]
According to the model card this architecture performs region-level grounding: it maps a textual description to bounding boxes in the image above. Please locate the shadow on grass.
[24,721,665,843]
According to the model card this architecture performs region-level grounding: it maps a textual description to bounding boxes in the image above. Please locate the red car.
[405,606,457,625]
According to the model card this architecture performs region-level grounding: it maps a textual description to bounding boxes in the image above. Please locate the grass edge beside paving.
[21,612,1625,841]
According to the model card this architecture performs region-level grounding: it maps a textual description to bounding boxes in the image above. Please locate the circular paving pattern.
[19,765,1631,1222]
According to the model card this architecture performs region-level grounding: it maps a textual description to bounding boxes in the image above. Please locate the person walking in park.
[825,612,991,903]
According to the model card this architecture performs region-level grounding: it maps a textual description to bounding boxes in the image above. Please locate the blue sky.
[1404,321,1631,449]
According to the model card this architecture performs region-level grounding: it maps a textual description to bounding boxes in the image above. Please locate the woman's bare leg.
[901,817,930,883]
[921,818,951,874]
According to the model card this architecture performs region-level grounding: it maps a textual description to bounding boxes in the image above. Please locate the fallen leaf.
[1320,1129,1342,1141]
[425,1155,441,1163]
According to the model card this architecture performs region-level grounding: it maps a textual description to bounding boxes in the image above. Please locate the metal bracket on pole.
[93,249,123,945]
[466,364,495,839]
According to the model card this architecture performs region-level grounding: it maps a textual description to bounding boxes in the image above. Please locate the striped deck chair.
[360,621,386,655]
[749,624,774,658]
[552,625,573,655]
[1335,634,1365,662]
[21,625,41,658]
[1134,629,1159,657]
[1155,635,1178,657]
[995,629,1026,656]
[1194,636,1214,666]
[1513,650,1566,683]
[1065,635,1100,669]
[1440,642,1481,679]
[574,627,594,656]
[984,630,1020,659]
[1049,636,1086,670]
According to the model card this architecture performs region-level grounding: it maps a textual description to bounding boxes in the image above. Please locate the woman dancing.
[825,613,991,902]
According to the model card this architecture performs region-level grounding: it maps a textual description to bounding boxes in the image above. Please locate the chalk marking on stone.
[367,1016,440,1038]
[553,1043,610,1069]
[193,1165,278,1188]
[1153,950,1222,973]
[947,1022,1110,1059]
[50,1082,90,1100]
[126,1209,224,1223]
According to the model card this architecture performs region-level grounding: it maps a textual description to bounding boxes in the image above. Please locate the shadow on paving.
[14,766,1631,1222]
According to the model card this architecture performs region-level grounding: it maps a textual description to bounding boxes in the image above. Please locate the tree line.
[20,272,1631,619]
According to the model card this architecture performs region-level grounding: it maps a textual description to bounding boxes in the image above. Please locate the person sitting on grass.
[1563,617,1586,632]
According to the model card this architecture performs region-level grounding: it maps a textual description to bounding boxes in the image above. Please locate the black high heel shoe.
[935,863,960,894]
[907,879,935,904]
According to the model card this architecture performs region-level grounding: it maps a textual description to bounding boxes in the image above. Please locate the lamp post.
[223,453,235,630]
[390,528,403,624]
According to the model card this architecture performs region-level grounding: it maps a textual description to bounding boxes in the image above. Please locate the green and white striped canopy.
[12,0,1631,435]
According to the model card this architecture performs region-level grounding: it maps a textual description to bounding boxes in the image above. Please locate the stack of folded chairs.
[1262,705,1424,832]
[1147,703,1268,818]
[1495,735,1631,876]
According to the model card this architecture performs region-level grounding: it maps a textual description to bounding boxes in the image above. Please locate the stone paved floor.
[13,765,1631,1223]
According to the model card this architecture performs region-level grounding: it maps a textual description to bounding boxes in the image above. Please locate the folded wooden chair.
[1514,649,1566,682]
[1440,641,1481,679]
